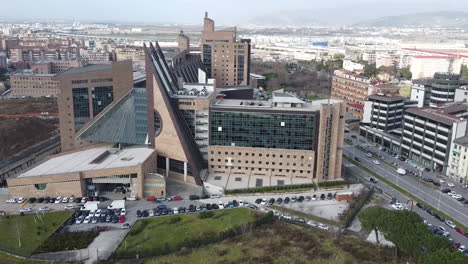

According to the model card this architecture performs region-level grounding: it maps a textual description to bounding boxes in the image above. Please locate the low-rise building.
[410,56,462,80]
[10,69,59,97]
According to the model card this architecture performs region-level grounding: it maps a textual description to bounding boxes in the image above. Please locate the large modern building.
[207,92,345,188]
[201,12,251,88]
[56,60,134,152]
[7,39,346,198]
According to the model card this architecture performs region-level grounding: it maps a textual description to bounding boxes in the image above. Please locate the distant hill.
[249,10,322,26]
[355,11,468,27]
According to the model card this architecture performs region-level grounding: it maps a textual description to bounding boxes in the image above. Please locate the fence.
[30,249,89,262]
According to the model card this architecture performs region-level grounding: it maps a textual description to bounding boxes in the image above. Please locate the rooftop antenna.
[205,12,208,18]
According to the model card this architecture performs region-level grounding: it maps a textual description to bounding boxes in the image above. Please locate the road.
[343,159,468,247]
[342,135,468,228]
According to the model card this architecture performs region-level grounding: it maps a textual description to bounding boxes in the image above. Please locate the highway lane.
[343,146,468,227]
[343,160,468,247]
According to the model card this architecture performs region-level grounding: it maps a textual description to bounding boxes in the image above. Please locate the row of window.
[210,150,306,159]
[210,165,311,174]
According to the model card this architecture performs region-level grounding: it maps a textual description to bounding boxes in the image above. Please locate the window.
[34,183,47,190]
[153,111,162,134]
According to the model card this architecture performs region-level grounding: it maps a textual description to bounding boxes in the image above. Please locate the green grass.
[0,211,73,257]
[111,222,404,264]
[268,205,339,226]
[115,208,258,258]
[0,251,70,264]
[344,156,468,231]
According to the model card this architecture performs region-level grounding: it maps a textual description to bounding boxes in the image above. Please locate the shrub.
[168,216,182,224]
[198,211,214,219]
[129,220,148,236]
[34,231,99,254]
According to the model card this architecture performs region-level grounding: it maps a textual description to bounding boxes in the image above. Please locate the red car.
[453,242,461,249]
[146,196,156,201]
[455,227,466,235]
[171,196,182,201]
[119,215,125,223]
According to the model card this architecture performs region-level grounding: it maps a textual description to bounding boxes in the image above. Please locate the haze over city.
[1,0,468,24]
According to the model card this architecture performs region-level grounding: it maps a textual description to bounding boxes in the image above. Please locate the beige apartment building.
[31,59,87,74]
[201,13,250,88]
[56,60,134,152]
[10,69,59,97]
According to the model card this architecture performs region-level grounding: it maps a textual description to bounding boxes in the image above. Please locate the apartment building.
[401,103,468,173]
[0,52,6,69]
[410,56,462,80]
[447,136,468,184]
[208,92,345,185]
[31,59,87,74]
[201,12,251,87]
[10,69,59,97]
[331,69,371,119]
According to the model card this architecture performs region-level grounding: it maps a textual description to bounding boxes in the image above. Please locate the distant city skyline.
[1,0,468,25]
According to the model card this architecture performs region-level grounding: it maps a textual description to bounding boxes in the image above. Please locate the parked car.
[354,157,361,162]
[372,160,380,165]
[320,194,326,200]
[146,196,156,201]
[206,204,212,210]
[445,220,456,229]
[75,216,85,224]
[210,194,221,199]
[298,196,305,202]
[284,197,290,204]
[29,197,36,203]
[441,189,451,194]
[327,193,333,200]
[305,196,311,201]
[318,224,329,230]
[83,216,91,224]
[65,204,75,210]
[171,196,183,201]
[447,183,455,187]
[255,198,262,204]
[268,198,275,205]
[189,195,200,200]
[19,208,32,213]
[458,245,466,253]
[121,223,131,229]
[276,198,283,204]
[455,227,466,235]
[37,197,44,203]
[432,182,441,187]
[127,196,138,201]
[370,178,378,184]
[6,198,17,203]
[17,197,26,204]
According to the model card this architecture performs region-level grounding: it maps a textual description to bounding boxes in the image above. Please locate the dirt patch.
[0,98,58,115]
[0,117,58,161]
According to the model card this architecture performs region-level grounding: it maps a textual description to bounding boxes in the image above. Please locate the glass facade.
[92,86,113,117]
[210,110,317,150]
[72,88,90,132]
[78,88,148,145]
[202,44,212,77]
[153,111,161,134]
[181,110,195,137]
[237,55,244,85]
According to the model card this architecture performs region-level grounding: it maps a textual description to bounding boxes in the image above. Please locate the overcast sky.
[1,0,467,24]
